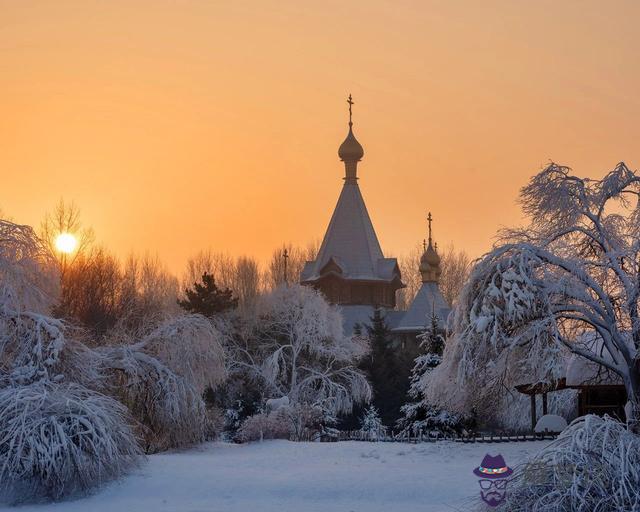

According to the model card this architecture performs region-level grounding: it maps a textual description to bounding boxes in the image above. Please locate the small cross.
[427,212,433,245]
[423,239,427,251]
[347,94,354,125]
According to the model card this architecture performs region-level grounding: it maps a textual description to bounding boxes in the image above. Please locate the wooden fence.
[335,430,558,443]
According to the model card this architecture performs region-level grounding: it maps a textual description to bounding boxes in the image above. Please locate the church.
[301,96,451,342]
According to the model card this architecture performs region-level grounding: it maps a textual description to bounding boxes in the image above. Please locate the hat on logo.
[473,454,513,479]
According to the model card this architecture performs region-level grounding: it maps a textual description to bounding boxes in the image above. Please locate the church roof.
[392,281,451,332]
[339,305,405,335]
[300,181,397,282]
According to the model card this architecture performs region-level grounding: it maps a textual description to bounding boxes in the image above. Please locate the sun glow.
[55,233,78,254]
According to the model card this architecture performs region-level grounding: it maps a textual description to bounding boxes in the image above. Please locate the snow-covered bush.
[140,314,226,394]
[0,381,141,503]
[237,409,290,442]
[204,406,225,440]
[97,314,226,452]
[98,343,206,453]
[360,405,386,440]
[503,415,640,511]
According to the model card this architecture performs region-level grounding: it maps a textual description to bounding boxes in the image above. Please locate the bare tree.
[39,199,94,275]
[439,244,471,306]
[55,248,122,337]
[266,241,319,290]
[182,250,235,294]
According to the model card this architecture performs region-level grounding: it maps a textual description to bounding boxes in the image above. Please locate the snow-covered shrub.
[503,415,640,512]
[140,314,226,394]
[98,344,206,453]
[97,314,226,452]
[237,410,290,442]
[360,405,386,440]
[204,407,225,440]
[0,381,141,503]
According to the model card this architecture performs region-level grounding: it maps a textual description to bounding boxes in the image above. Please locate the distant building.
[301,96,450,339]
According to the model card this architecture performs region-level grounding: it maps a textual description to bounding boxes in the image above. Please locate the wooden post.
[542,392,548,416]
[530,394,537,432]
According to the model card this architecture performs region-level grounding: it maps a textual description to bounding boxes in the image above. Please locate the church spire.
[420,211,441,283]
[338,94,364,183]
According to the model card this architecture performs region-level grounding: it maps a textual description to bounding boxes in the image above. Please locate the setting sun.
[55,233,78,254]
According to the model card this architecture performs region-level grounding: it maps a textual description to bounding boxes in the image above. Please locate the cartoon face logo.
[473,454,512,507]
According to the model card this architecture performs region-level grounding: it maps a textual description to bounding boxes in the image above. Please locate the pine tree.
[360,308,410,426]
[359,405,386,440]
[178,272,238,317]
[397,313,468,436]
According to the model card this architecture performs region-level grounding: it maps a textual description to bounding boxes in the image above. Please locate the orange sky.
[2,0,640,274]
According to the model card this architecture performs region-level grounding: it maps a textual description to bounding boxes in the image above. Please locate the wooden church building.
[301,96,450,338]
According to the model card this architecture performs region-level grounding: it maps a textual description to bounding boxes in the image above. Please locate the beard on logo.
[481,490,506,507]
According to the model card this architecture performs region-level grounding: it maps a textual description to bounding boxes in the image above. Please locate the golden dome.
[338,126,364,162]
[423,244,440,266]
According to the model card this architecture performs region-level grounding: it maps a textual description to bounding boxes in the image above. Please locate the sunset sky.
[2,0,640,274]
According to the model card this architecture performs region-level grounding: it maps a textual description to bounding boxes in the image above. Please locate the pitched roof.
[392,281,451,332]
[301,181,394,282]
[339,305,405,335]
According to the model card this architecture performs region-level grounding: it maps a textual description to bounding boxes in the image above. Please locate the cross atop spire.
[347,94,354,126]
[427,212,433,247]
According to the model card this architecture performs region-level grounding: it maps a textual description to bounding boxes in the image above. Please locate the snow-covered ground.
[9,440,550,512]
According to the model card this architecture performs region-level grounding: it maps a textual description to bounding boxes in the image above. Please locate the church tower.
[392,213,450,340]
[300,96,404,319]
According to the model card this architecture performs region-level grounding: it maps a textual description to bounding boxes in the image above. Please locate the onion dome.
[338,126,364,162]
[339,94,364,182]
[420,212,442,283]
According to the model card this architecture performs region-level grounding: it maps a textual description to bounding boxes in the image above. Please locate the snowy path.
[8,440,549,512]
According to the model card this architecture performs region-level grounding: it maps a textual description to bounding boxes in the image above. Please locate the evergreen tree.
[360,308,410,426]
[397,313,469,436]
[359,405,386,440]
[178,272,238,317]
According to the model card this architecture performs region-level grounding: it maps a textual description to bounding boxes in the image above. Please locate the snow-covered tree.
[0,219,142,501]
[430,163,640,431]
[359,405,386,440]
[231,285,371,437]
[97,314,226,452]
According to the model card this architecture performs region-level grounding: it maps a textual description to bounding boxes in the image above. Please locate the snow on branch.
[0,219,57,315]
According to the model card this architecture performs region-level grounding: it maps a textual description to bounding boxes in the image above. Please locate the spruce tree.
[178,272,238,317]
[398,313,468,436]
[359,405,386,440]
[360,308,410,426]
